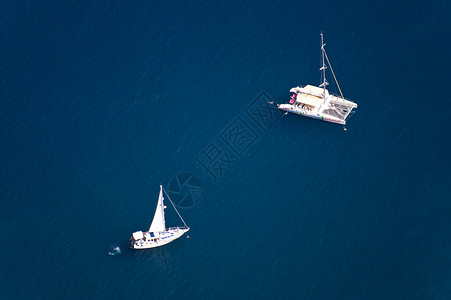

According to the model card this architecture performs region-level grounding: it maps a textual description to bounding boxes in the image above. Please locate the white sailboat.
[278,33,357,126]
[130,185,189,249]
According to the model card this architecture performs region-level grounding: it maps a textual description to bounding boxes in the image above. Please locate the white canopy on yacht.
[132,231,144,240]
[290,85,328,107]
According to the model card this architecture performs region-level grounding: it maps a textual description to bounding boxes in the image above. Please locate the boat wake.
[108,243,122,256]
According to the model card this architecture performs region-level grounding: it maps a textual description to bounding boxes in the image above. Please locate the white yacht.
[130,185,189,249]
[278,33,357,126]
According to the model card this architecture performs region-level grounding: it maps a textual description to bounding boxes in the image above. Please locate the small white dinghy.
[130,185,189,249]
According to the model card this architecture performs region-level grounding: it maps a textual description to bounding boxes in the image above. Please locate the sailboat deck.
[296,93,323,107]
[322,101,355,121]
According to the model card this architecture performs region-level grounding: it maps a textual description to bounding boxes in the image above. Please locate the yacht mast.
[319,32,328,101]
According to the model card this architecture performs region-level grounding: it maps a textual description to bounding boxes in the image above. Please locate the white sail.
[148,185,166,232]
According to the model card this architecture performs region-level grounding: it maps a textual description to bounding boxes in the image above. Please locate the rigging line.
[162,186,189,228]
[324,50,345,101]
[345,110,355,121]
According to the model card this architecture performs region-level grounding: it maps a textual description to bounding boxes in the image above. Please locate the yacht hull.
[130,227,189,249]
[278,104,345,125]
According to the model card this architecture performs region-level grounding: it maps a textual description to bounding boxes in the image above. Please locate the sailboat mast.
[319,32,328,100]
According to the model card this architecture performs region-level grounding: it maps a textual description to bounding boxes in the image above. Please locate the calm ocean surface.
[1,0,450,299]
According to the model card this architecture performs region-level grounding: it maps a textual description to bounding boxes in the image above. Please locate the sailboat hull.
[130,227,189,249]
[278,103,346,125]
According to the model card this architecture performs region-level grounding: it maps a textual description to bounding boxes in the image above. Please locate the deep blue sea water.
[1,0,450,299]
